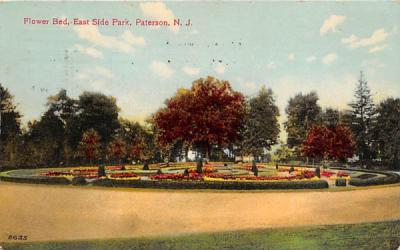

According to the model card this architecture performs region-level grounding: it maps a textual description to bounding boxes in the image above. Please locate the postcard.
[0,1,399,249]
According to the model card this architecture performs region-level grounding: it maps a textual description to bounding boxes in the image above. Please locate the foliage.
[107,137,126,164]
[348,72,376,164]
[154,76,246,159]
[285,92,321,152]
[335,178,346,186]
[77,92,120,145]
[77,129,101,163]
[271,143,294,162]
[303,125,354,161]
[0,84,21,162]
[72,176,87,185]
[98,165,106,177]
[241,86,280,157]
[373,98,400,169]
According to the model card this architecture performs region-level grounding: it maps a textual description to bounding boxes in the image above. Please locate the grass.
[2,220,400,250]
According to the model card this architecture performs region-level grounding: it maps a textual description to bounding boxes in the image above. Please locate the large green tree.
[242,86,280,158]
[373,98,400,169]
[284,92,321,153]
[77,92,120,146]
[348,72,376,165]
[0,84,21,163]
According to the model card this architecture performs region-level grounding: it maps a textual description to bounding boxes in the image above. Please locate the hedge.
[328,167,400,187]
[92,179,329,190]
[349,172,400,186]
[0,175,71,185]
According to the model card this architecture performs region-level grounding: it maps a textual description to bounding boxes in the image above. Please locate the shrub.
[72,176,87,186]
[196,159,203,173]
[92,179,329,190]
[252,160,258,176]
[335,178,346,187]
[98,165,106,177]
[315,167,321,178]
[289,166,295,173]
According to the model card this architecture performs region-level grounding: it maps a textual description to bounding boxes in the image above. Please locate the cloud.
[341,28,388,49]
[288,53,295,61]
[182,66,200,76]
[368,44,387,53]
[320,15,346,35]
[121,31,146,46]
[73,44,103,59]
[322,53,338,65]
[139,2,178,33]
[214,63,225,74]
[306,56,316,63]
[266,62,277,70]
[74,25,145,53]
[150,61,174,78]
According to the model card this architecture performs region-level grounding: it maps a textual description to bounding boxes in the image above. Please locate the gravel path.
[1,182,400,242]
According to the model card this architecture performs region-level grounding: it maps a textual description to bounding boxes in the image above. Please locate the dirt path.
[1,182,400,242]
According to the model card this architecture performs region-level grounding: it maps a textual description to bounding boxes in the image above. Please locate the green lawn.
[3,220,400,250]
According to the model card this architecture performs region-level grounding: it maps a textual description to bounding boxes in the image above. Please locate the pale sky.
[0,2,399,141]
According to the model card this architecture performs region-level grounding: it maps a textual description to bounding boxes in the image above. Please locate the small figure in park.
[143,161,149,170]
[276,163,279,170]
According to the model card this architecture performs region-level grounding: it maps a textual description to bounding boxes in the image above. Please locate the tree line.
[0,73,399,169]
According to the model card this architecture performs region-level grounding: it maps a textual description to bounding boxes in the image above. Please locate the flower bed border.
[0,175,71,185]
[91,179,329,190]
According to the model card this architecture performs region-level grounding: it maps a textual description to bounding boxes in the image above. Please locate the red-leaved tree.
[154,76,246,163]
[78,128,101,164]
[303,125,354,161]
[107,137,126,165]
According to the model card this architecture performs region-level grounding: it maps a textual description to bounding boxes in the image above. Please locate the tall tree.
[348,72,376,165]
[321,108,341,129]
[46,89,80,164]
[284,92,321,153]
[373,98,400,169]
[154,76,246,165]
[107,137,126,165]
[0,84,21,162]
[77,128,101,164]
[242,86,280,158]
[77,92,120,146]
[303,125,354,162]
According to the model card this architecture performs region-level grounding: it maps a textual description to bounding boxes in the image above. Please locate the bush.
[315,167,321,178]
[349,173,400,186]
[72,176,87,186]
[92,179,329,190]
[196,159,203,173]
[289,166,295,173]
[335,178,346,187]
[0,175,70,185]
[98,165,106,177]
